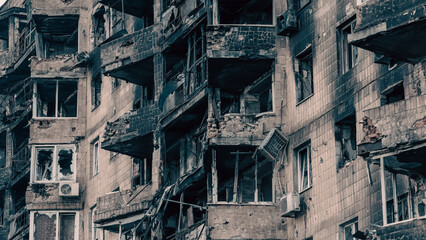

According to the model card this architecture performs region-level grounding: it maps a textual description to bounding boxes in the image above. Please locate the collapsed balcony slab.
[30,55,85,79]
[102,104,160,158]
[101,26,155,85]
[349,0,426,63]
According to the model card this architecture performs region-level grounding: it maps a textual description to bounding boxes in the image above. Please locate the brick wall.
[375,218,426,239]
[207,204,286,240]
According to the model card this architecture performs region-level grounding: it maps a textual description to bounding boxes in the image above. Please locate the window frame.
[92,139,100,177]
[33,80,79,119]
[297,143,312,193]
[29,211,79,240]
[338,18,358,74]
[31,145,77,183]
[339,217,358,240]
[295,46,314,104]
[91,75,102,111]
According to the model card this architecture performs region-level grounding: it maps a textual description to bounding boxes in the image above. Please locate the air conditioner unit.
[280,193,301,217]
[277,9,298,36]
[258,128,288,161]
[59,182,79,197]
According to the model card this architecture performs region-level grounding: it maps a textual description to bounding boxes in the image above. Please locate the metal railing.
[12,145,31,179]
[14,23,36,61]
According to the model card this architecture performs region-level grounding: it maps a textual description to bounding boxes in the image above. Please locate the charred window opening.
[335,115,357,169]
[0,190,4,226]
[339,218,358,240]
[296,143,311,192]
[93,6,106,46]
[111,8,123,35]
[12,177,28,213]
[133,84,154,110]
[0,132,6,169]
[132,157,152,188]
[33,145,75,182]
[381,82,405,105]
[35,80,78,118]
[338,18,358,74]
[91,75,102,110]
[112,78,121,91]
[295,47,313,103]
[294,0,311,10]
[220,92,240,115]
[217,0,273,25]
[214,149,273,203]
[163,24,206,111]
[32,212,76,240]
[243,72,273,114]
[163,189,207,239]
[41,19,78,58]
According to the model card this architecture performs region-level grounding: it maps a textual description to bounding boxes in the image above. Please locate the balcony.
[8,207,29,240]
[31,0,81,17]
[30,54,86,79]
[349,0,426,63]
[0,23,36,89]
[94,185,153,226]
[100,26,155,85]
[208,113,273,146]
[206,26,275,92]
[102,104,160,158]
[358,94,426,177]
[99,0,153,18]
[207,204,285,239]
[375,218,426,239]
[11,145,31,185]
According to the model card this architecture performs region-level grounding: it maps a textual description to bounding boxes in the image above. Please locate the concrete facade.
[0,0,425,240]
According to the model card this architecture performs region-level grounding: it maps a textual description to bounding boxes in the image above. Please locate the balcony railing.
[12,145,31,179]
[14,24,35,62]
[8,208,29,239]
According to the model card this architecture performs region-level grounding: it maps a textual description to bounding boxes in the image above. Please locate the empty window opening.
[32,212,77,240]
[111,8,124,35]
[0,132,6,168]
[112,78,121,91]
[295,48,313,103]
[243,71,273,114]
[35,80,78,118]
[92,139,100,176]
[339,218,358,240]
[335,115,357,169]
[220,92,240,115]
[132,157,152,188]
[93,6,106,46]
[215,149,273,203]
[33,145,75,182]
[42,23,78,58]
[91,75,102,110]
[297,144,312,192]
[0,190,4,226]
[381,82,405,105]
[339,18,358,74]
[217,0,273,25]
[133,84,154,110]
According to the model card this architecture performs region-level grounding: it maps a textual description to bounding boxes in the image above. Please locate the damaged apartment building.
[0,0,424,239]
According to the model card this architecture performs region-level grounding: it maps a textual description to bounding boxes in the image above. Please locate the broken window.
[33,145,75,182]
[339,218,358,240]
[336,115,357,169]
[295,48,313,103]
[214,149,273,203]
[132,157,152,188]
[35,80,78,118]
[111,8,124,35]
[186,26,206,95]
[297,144,312,192]
[32,212,76,240]
[112,78,121,91]
[381,82,405,105]
[92,139,100,176]
[93,6,106,46]
[217,0,273,25]
[91,75,102,110]
[339,18,358,74]
[133,84,154,110]
[387,193,410,224]
[244,71,273,114]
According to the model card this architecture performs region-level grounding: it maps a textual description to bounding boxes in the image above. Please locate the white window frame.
[29,211,79,240]
[31,145,77,183]
[33,80,79,119]
[90,205,97,240]
[339,19,358,74]
[92,140,100,176]
[297,144,312,193]
[339,218,358,240]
